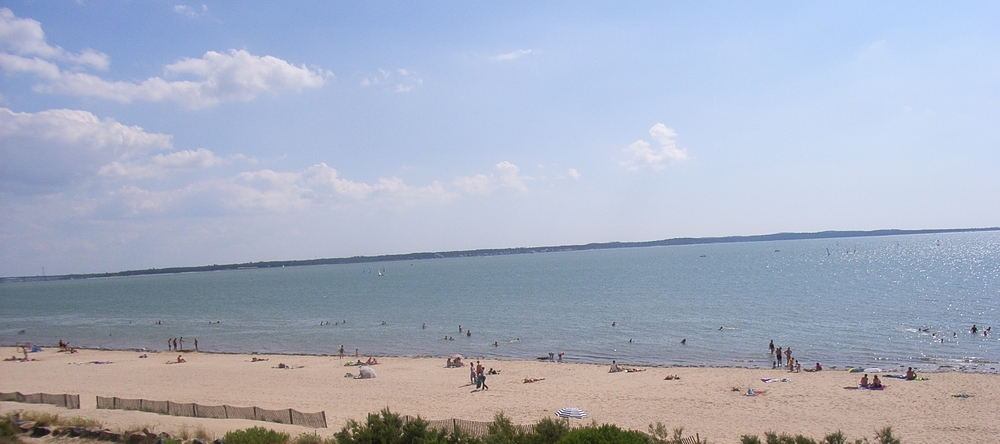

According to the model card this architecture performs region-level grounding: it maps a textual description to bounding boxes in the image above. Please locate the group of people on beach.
[769,340,800,371]
[859,373,883,389]
[470,360,489,390]
[167,337,197,352]
[58,340,78,353]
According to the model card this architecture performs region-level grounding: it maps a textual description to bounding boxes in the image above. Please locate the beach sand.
[2,348,998,443]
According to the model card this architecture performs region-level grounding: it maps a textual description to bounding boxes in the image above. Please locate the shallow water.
[2,231,998,372]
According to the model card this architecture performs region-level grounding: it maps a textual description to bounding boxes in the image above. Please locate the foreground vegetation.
[3,408,903,444]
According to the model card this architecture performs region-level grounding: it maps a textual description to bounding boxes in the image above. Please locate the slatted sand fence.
[96,396,326,428]
[0,391,80,409]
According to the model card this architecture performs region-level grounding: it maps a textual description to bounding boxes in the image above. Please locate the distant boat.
[377,267,385,276]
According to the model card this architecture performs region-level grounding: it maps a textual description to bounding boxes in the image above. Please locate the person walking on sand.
[194,338,198,351]
[339,345,345,358]
[470,362,476,384]
[478,365,488,391]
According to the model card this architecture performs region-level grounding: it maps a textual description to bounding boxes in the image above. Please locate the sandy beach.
[2,348,998,443]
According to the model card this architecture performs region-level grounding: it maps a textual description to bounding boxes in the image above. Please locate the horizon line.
[4,226,998,282]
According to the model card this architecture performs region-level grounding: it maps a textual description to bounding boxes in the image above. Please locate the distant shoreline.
[4,227,997,282]
[3,345,996,373]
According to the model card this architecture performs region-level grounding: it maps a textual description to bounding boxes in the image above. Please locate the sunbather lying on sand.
[663,375,680,380]
[167,355,186,364]
[523,378,545,383]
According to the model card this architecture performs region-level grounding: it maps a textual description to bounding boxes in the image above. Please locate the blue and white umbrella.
[555,407,587,419]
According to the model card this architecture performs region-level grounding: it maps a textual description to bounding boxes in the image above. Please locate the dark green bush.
[526,418,569,444]
[223,427,290,444]
[821,431,845,444]
[741,436,762,444]
[0,420,21,444]
[763,432,816,444]
[555,424,649,444]
[874,427,899,444]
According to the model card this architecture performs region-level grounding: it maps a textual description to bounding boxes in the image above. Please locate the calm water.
[2,232,998,372]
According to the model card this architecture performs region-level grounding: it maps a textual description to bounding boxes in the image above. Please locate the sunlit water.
[2,232,998,372]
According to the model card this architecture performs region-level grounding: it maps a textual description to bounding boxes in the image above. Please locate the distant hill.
[3,227,997,283]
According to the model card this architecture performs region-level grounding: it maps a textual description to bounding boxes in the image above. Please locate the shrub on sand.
[223,427,290,444]
[524,418,569,444]
[648,423,704,444]
[874,427,899,444]
[1,420,22,444]
[335,408,455,444]
[292,432,325,444]
[554,424,649,444]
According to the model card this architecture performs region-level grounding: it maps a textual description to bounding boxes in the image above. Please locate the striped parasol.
[555,407,587,419]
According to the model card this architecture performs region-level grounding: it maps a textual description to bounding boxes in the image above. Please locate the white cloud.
[0,9,330,109]
[174,4,208,19]
[492,49,534,61]
[98,148,227,179]
[0,8,109,70]
[200,163,453,212]
[454,161,529,194]
[620,123,688,172]
[361,67,422,93]
[0,107,172,193]
[453,174,491,195]
[567,168,581,179]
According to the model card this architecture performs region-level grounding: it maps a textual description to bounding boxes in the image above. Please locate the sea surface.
[2,232,998,372]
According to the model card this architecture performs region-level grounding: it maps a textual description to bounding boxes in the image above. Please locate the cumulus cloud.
[453,161,529,194]
[174,4,208,19]
[0,107,172,193]
[1,105,454,216]
[361,67,422,93]
[0,8,109,70]
[567,168,581,179]
[98,148,228,179]
[620,123,688,172]
[0,9,330,109]
[492,49,533,61]
[228,163,451,210]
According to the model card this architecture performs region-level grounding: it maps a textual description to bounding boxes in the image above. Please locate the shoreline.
[3,347,999,443]
[4,344,997,374]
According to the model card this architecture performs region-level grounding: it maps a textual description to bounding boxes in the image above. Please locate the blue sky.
[1,2,998,276]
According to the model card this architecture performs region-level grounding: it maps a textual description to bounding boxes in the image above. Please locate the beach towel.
[883,374,928,380]
[745,388,766,396]
[761,377,790,383]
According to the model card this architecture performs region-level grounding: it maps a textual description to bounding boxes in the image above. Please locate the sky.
[1,2,998,277]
